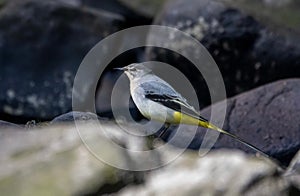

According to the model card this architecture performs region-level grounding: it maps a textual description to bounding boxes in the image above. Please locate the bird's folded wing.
[140,82,208,122]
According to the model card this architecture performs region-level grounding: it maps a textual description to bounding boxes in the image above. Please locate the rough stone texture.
[119,151,290,196]
[147,0,300,107]
[162,79,300,166]
[0,0,125,122]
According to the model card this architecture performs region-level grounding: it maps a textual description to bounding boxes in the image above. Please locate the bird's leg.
[158,123,171,139]
[146,123,171,149]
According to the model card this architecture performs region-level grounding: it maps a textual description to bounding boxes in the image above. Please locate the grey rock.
[285,150,300,190]
[0,0,125,121]
[163,79,300,166]
[0,122,153,195]
[50,111,102,124]
[147,0,300,107]
[119,150,289,196]
[0,120,21,128]
[1,121,299,195]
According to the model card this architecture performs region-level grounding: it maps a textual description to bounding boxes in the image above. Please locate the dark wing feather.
[140,82,208,122]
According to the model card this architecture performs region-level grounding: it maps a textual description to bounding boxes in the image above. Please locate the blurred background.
[0,0,300,195]
[0,0,299,123]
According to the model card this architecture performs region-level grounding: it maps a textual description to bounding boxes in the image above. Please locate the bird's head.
[115,63,152,80]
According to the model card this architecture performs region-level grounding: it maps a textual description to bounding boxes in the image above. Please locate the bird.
[115,63,269,157]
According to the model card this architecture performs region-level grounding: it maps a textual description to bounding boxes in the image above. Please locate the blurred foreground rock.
[0,122,150,195]
[119,151,289,196]
[0,122,299,195]
[147,0,300,107]
[163,79,300,166]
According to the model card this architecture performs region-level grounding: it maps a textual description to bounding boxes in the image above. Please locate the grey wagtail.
[115,63,269,157]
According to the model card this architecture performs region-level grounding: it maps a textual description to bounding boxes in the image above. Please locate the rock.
[147,0,300,107]
[0,120,22,128]
[55,0,82,7]
[82,0,152,26]
[0,122,152,195]
[0,0,126,122]
[119,0,168,18]
[50,111,103,124]
[285,150,300,190]
[1,121,299,195]
[119,150,291,195]
[0,0,6,8]
[162,79,300,166]
[225,0,300,32]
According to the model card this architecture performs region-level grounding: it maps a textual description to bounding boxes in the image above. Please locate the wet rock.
[0,0,126,122]
[119,150,290,196]
[0,122,152,195]
[147,0,300,107]
[163,79,300,166]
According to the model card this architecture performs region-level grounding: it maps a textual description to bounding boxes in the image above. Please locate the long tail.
[174,111,269,157]
[204,122,269,158]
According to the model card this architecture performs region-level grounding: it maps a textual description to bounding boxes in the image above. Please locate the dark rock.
[118,0,168,18]
[0,0,126,122]
[147,0,300,107]
[82,0,152,26]
[163,79,300,166]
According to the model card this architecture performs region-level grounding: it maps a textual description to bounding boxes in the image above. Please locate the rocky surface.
[162,79,300,166]
[0,0,126,122]
[147,0,300,107]
[1,122,299,195]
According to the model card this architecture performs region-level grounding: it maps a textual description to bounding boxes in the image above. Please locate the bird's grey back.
[135,74,186,101]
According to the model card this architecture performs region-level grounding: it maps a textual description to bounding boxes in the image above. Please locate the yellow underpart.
[172,111,215,129]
